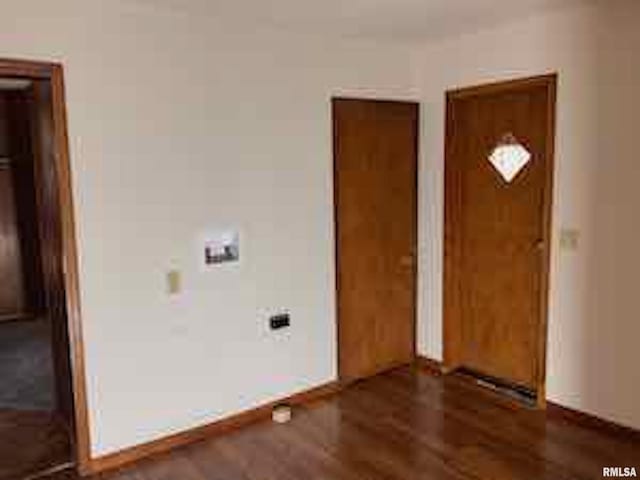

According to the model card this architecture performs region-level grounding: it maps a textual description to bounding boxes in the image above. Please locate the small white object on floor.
[272,404,292,423]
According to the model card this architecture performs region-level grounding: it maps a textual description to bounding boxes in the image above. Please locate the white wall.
[2,0,638,458]
[416,0,640,430]
[0,0,418,456]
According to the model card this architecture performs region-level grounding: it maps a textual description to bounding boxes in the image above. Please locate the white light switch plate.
[167,269,181,295]
[560,229,579,251]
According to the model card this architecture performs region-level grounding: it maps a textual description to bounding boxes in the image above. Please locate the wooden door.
[5,90,46,316]
[333,98,418,382]
[0,163,25,317]
[444,75,556,395]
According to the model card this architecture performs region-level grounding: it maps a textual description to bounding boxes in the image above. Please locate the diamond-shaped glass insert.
[488,140,531,183]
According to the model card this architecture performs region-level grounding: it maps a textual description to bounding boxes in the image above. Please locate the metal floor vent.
[459,369,537,408]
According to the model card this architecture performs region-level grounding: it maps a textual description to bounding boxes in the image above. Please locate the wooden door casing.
[0,58,91,473]
[333,98,418,383]
[28,80,76,427]
[444,75,556,399]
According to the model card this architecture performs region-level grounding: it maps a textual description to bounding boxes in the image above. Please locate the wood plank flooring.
[0,409,70,480]
[44,367,640,480]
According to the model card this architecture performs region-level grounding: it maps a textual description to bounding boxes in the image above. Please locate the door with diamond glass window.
[444,75,556,400]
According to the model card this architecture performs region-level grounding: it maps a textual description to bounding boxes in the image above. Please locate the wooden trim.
[50,63,93,473]
[443,74,558,406]
[445,74,557,100]
[329,97,419,105]
[547,402,640,442]
[332,98,342,381]
[415,356,443,376]
[0,58,55,79]
[442,91,461,373]
[85,381,341,475]
[535,74,557,408]
[0,59,92,474]
[332,97,420,382]
[411,102,420,364]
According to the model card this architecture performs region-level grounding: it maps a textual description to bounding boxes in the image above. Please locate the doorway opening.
[0,60,88,479]
[443,75,557,406]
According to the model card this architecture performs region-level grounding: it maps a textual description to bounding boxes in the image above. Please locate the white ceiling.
[132,0,589,42]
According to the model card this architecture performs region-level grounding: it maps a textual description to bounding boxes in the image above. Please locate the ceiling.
[131,0,589,42]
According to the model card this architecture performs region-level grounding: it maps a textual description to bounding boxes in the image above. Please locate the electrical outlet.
[270,313,290,330]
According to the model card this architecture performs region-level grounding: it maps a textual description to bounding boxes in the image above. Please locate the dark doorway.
[0,69,81,479]
[333,98,418,383]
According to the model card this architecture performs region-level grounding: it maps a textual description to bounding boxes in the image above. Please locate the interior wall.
[415,0,640,430]
[0,0,418,456]
[2,0,636,458]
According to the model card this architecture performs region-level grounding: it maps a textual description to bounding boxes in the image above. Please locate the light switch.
[560,229,579,251]
[167,269,181,295]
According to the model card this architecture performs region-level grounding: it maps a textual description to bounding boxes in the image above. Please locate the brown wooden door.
[0,163,26,317]
[333,98,418,382]
[444,76,556,394]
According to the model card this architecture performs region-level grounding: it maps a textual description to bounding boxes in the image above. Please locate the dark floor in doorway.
[0,318,55,411]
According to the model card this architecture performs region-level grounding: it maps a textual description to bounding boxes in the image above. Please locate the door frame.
[0,58,91,473]
[332,97,420,383]
[443,74,557,407]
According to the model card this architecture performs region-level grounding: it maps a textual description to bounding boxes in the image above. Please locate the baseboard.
[415,355,444,376]
[83,380,340,476]
[547,402,640,441]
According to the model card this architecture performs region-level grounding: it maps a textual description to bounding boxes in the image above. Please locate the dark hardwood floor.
[0,408,70,480]
[44,367,639,480]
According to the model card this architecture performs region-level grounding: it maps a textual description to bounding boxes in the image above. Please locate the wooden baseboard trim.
[415,355,444,376]
[547,401,640,441]
[83,380,341,476]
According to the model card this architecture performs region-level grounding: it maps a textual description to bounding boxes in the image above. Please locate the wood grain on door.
[333,98,418,382]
